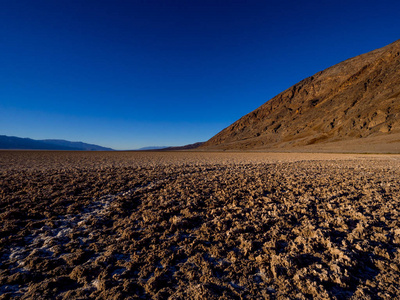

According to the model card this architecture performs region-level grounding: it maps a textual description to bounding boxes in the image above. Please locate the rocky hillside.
[202,40,400,152]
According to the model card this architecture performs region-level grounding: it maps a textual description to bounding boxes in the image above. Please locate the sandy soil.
[1,151,399,299]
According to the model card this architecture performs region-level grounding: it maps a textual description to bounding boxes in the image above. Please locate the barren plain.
[1,151,400,299]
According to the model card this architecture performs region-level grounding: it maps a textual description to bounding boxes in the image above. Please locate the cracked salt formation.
[0,151,400,299]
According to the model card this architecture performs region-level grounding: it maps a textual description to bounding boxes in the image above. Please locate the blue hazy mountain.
[0,135,114,151]
[136,142,204,151]
[136,146,169,150]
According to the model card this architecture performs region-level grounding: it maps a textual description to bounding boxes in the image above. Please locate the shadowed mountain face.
[202,40,400,152]
[0,135,114,151]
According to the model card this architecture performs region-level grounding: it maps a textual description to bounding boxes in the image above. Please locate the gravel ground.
[0,151,399,299]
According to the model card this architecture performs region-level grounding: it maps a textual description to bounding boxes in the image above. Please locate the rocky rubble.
[0,151,399,299]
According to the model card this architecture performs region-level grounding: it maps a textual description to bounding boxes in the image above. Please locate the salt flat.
[0,151,399,299]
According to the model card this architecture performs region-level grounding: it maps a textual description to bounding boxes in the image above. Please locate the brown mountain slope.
[201,39,400,152]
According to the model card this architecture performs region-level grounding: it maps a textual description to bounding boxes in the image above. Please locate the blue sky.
[1,0,399,149]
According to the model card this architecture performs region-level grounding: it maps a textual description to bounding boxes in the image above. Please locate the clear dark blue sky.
[1,0,399,149]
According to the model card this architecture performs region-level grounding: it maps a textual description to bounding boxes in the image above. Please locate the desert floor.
[0,151,399,299]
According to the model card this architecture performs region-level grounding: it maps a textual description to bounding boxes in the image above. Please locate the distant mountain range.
[136,146,169,150]
[136,142,204,151]
[0,135,114,151]
[161,142,204,151]
[201,39,400,153]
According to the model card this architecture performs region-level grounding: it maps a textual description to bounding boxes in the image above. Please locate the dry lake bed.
[0,151,400,299]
